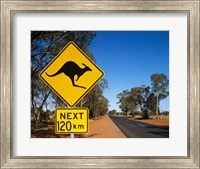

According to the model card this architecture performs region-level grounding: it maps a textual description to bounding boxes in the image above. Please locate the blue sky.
[89,31,169,112]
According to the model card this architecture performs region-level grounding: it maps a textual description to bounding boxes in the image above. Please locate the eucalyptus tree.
[151,73,169,118]
[117,86,150,117]
[117,90,133,116]
[31,31,96,128]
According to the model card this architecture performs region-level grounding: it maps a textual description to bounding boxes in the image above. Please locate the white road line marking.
[137,124,146,128]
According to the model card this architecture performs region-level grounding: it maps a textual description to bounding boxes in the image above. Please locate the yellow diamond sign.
[39,41,104,107]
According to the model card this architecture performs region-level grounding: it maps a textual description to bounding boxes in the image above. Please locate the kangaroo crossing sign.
[39,41,104,107]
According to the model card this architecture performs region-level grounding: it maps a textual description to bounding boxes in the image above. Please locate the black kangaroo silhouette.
[46,61,92,89]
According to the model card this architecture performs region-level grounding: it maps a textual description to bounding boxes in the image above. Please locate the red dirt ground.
[137,118,169,126]
[84,115,125,138]
[124,116,169,126]
[31,115,125,138]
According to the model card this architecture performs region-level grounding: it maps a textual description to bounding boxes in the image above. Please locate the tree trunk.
[32,107,40,130]
[33,90,51,129]
[156,94,159,119]
[35,108,40,129]
[127,111,130,117]
[127,110,130,117]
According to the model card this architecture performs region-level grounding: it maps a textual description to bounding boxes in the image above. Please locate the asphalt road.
[109,115,169,138]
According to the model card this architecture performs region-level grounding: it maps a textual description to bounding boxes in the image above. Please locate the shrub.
[142,111,149,119]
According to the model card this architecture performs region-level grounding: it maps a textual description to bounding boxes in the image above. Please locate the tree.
[143,93,157,113]
[95,95,109,116]
[117,90,133,116]
[80,82,109,118]
[117,74,169,119]
[108,109,117,115]
[130,86,149,111]
[117,87,144,116]
[151,73,169,119]
[117,85,151,117]
[31,31,96,128]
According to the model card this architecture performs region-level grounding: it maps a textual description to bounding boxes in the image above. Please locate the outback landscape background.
[31,31,169,138]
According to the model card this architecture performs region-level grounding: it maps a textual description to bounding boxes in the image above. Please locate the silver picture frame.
[1,0,199,168]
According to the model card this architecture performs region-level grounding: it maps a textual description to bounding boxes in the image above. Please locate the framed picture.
[0,0,199,168]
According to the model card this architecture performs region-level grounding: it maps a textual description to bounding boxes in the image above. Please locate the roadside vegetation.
[116,73,169,119]
[31,31,109,131]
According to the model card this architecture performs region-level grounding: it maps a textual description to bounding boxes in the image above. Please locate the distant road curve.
[109,115,169,138]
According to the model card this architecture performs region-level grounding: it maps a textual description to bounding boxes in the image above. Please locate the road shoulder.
[84,115,126,138]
